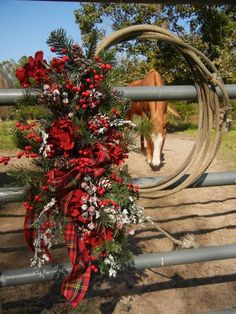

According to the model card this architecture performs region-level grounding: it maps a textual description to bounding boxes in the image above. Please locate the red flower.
[88,229,114,248]
[50,57,66,73]
[15,51,49,87]
[16,67,26,82]
[105,143,127,165]
[48,118,78,152]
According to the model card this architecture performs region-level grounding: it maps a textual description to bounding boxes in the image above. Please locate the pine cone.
[54,158,71,170]
[96,177,112,190]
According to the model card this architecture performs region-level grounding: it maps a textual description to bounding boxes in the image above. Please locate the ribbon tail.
[61,191,91,307]
[24,209,36,252]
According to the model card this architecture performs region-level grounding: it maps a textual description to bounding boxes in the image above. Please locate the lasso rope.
[95,25,231,199]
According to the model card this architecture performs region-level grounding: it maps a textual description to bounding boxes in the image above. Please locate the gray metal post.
[199,309,236,314]
[132,171,236,189]
[115,84,236,101]
[0,85,236,104]
[0,171,235,203]
[1,244,236,287]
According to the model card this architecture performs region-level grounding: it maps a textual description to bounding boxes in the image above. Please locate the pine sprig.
[8,166,44,187]
[85,29,100,59]
[47,28,75,55]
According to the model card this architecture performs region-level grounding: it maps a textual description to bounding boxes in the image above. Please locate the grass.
[0,121,16,150]
[176,122,236,164]
[220,124,236,164]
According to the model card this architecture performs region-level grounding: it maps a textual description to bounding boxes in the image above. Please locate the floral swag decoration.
[3,30,152,307]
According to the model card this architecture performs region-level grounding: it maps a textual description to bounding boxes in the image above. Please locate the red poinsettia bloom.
[16,51,49,87]
[50,57,66,73]
[88,229,114,248]
[48,118,78,151]
[105,142,127,165]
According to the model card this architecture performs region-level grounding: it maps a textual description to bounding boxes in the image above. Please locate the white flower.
[52,89,60,96]
[81,195,88,203]
[84,176,92,182]
[88,206,95,214]
[108,268,117,278]
[116,222,123,229]
[108,214,116,222]
[88,222,95,230]
[81,182,87,189]
[89,196,98,203]
[81,204,88,211]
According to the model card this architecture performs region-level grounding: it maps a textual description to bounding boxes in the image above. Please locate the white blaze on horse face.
[151,133,164,167]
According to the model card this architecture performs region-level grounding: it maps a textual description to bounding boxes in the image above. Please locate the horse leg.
[146,138,153,164]
[140,135,145,153]
[151,132,164,167]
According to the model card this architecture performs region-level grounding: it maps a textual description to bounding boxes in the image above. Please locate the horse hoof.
[150,162,162,171]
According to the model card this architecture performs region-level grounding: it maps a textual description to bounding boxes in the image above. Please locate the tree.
[0,56,28,88]
[74,4,236,84]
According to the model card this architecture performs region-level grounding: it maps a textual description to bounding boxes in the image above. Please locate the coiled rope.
[96,25,231,199]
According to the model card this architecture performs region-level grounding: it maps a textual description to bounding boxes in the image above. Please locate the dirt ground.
[1,133,236,314]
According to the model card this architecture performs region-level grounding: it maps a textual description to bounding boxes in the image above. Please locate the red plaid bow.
[24,141,110,307]
[60,190,91,307]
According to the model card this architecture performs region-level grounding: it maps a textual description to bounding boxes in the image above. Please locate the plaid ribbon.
[48,143,110,193]
[24,209,37,253]
[61,190,91,308]
[48,168,82,193]
[24,142,110,307]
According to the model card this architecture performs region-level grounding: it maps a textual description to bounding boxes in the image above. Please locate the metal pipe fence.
[0,85,236,104]
[0,83,236,313]
[1,244,236,288]
[0,171,235,203]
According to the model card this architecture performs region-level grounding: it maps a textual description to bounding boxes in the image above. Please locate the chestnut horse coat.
[126,69,168,167]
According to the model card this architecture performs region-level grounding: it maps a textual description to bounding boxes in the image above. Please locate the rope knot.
[210,73,219,86]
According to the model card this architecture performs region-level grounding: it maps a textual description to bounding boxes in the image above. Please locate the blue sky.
[0,1,83,62]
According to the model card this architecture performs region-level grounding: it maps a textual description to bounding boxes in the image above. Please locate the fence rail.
[0,84,236,105]
[0,171,235,203]
[1,244,236,287]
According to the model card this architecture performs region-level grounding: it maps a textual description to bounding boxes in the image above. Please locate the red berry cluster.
[110,173,123,184]
[91,264,99,273]
[50,56,70,73]
[88,115,110,134]
[34,194,42,202]
[97,186,106,196]
[127,183,139,193]
[0,156,10,165]
[23,146,38,159]
[98,199,119,209]
[23,201,34,211]
[42,185,49,192]
[112,107,120,117]
[41,221,55,232]
[15,121,42,143]
[45,144,55,159]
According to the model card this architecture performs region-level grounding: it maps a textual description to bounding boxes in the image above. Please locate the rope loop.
[95,25,230,199]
